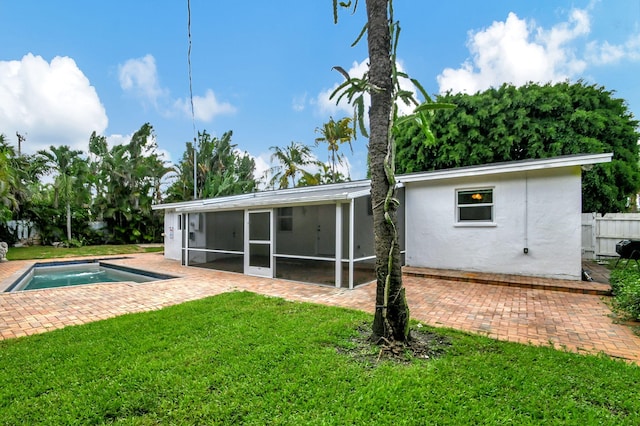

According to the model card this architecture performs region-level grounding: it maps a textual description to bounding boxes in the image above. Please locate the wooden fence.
[582,213,640,259]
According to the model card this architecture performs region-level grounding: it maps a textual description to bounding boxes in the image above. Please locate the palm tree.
[268,142,320,189]
[334,0,417,342]
[165,130,257,202]
[37,145,87,242]
[315,116,354,183]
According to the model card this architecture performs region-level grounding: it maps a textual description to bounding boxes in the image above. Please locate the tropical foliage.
[267,141,321,189]
[0,123,171,246]
[0,136,19,221]
[395,81,640,213]
[165,130,258,202]
[315,116,354,183]
[610,264,640,321]
[90,123,170,244]
[37,145,88,242]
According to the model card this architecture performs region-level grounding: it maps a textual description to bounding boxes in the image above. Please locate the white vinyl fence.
[582,213,640,259]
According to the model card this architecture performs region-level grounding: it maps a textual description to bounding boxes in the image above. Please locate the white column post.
[349,200,355,289]
[335,203,343,288]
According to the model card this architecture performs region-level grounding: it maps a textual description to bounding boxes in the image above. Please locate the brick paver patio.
[1,252,639,364]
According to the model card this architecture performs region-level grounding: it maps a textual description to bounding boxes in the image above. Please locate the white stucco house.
[153,153,612,288]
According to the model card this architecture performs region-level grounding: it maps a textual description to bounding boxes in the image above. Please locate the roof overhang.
[152,153,612,212]
[396,152,612,184]
[152,180,374,213]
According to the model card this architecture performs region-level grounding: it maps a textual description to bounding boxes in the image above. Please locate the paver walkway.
[1,253,639,364]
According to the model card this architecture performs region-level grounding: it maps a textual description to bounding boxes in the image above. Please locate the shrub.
[609,265,640,321]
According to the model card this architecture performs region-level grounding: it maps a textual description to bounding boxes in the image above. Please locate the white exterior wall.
[163,211,182,261]
[405,166,582,280]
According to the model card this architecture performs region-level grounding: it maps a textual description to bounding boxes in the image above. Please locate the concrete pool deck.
[1,252,639,364]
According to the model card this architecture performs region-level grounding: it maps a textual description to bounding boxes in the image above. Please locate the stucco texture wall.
[405,166,582,280]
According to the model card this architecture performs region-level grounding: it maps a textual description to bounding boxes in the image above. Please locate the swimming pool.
[5,260,176,292]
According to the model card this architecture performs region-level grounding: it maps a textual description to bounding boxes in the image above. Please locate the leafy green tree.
[90,123,169,243]
[198,131,257,198]
[87,131,110,222]
[165,130,258,202]
[315,117,354,183]
[395,82,640,213]
[37,145,89,242]
[0,135,19,221]
[0,135,45,222]
[297,162,350,186]
[268,141,321,189]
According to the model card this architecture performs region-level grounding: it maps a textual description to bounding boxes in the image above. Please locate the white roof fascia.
[397,153,612,184]
[174,183,400,212]
[174,185,373,213]
[152,180,370,211]
[151,200,202,211]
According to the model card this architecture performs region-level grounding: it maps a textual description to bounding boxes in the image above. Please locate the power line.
[187,0,197,199]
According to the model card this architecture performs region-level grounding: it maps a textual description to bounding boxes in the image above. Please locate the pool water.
[5,261,174,292]
[23,265,156,290]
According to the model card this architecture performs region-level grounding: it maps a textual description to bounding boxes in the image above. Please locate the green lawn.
[6,244,163,261]
[1,292,638,425]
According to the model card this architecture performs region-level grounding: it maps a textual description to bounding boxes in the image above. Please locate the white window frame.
[455,188,496,226]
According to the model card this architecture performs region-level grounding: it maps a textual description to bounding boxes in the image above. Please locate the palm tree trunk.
[66,201,72,241]
[367,0,410,342]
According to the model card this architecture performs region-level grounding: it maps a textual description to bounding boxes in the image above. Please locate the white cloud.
[587,32,640,64]
[118,54,167,106]
[0,53,108,154]
[173,89,236,122]
[119,54,236,123]
[292,92,307,112]
[252,151,274,190]
[437,9,591,94]
[106,133,130,149]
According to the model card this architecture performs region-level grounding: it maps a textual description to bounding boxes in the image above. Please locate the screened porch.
[179,189,405,289]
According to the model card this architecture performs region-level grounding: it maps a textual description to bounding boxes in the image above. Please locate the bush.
[609,265,640,321]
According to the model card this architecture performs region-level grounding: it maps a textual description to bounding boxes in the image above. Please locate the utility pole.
[193,139,197,199]
[16,132,26,155]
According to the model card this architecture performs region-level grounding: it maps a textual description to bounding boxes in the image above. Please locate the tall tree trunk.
[66,201,72,241]
[367,0,410,342]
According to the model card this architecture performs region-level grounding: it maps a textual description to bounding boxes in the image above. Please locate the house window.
[278,207,293,231]
[457,189,493,222]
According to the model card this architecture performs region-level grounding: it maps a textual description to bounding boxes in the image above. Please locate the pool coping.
[2,257,178,293]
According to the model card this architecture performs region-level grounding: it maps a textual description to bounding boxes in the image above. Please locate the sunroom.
[158,182,406,289]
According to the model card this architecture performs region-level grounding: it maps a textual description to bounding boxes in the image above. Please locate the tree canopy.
[315,117,354,183]
[165,130,258,202]
[0,123,170,246]
[395,81,640,213]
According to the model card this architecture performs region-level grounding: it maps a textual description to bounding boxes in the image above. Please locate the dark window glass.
[278,207,293,231]
[457,189,493,222]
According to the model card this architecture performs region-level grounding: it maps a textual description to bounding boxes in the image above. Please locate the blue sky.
[1,1,639,183]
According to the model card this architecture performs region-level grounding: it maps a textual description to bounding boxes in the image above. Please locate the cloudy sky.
[1,1,639,180]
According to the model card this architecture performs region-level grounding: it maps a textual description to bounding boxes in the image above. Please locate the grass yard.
[1,291,639,425]
[6,244,163,261]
